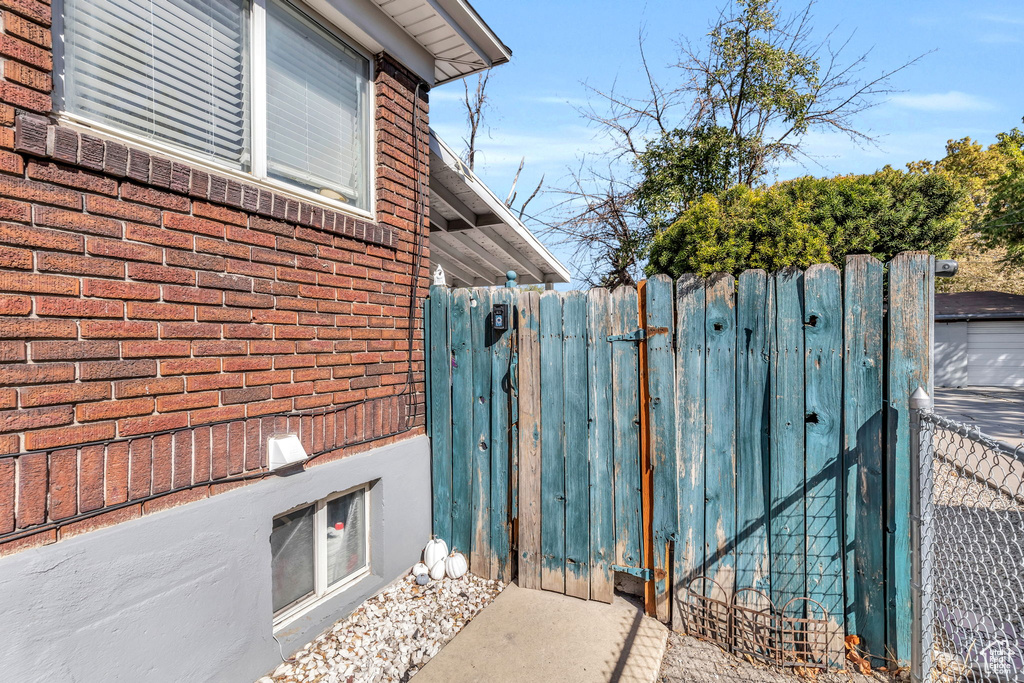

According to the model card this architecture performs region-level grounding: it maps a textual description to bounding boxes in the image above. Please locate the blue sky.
[428,0,1024,285]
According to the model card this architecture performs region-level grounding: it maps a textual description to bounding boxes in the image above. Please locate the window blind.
[266,0,369,209]
[65,0,250,167]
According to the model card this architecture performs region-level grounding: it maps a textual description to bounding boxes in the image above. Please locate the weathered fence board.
[470,288,493,578]
[517,291,542,589]
[770,269,806,610]
[428,285,452,543]
[490,287,515,582]
[587,289,616,603]
[842,255,885,660]
[645,274,676,621]
[674,274,706,631]
[450,290,474,557]
[611,286,642,570]
[803,264,844,662]
[735,269,771,608]
[704,274,737,603]
[540,291,566,593]
[563,291,590,600]
[886,252,933,659]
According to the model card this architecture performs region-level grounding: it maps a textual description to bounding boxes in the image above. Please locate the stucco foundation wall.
[0,434,430,683]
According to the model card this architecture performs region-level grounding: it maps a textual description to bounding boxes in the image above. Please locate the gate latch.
[607,329,645,342]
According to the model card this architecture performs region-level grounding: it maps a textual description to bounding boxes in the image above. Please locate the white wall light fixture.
[268,434,308,471]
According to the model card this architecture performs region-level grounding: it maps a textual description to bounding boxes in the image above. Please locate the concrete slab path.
[934,387,1024,447]
[412,582,668,683]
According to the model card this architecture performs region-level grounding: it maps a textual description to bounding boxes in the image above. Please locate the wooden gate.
[425,252,933,665]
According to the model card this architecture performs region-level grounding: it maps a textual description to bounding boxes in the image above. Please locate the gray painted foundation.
[0,435,431,683]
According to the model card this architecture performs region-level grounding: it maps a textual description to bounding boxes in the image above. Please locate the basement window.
[271,484,369,625]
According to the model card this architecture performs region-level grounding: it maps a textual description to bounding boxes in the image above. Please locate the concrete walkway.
[934,386,1024,447]
[412,583,668,683]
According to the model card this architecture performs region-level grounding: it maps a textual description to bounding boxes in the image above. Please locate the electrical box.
[492,303,509,331]
[268,434,308,471]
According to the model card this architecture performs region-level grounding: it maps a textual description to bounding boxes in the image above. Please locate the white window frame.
[52,0,377,222]
[272,482,372,630]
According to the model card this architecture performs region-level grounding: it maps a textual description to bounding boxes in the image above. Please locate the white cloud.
[889,91,997,112]
[976,13,1024,26]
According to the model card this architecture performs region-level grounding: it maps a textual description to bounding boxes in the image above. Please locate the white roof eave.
[429,130,571,286]
[368,0,511,85]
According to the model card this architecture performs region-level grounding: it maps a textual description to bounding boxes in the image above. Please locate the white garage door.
[967,321,1024,387]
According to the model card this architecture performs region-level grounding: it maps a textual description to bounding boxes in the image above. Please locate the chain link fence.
[916,408,1024,682]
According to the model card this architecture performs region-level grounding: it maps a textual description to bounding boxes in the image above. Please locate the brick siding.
[0,1,431,556]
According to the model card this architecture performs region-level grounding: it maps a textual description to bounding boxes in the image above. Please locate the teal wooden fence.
[425,252,933,665]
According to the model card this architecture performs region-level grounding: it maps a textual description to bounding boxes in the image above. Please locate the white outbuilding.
[934,291,1024,388]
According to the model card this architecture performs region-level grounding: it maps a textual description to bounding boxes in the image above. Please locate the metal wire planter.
[682,577,841,671]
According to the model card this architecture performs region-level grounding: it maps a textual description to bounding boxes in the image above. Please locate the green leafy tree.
[983,122,1024,264]
[646,168,965,278]
[632,125,748,233]
[906,123,1024,292]
[544,0,919,285]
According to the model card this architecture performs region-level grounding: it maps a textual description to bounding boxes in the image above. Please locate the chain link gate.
[913,391,1024,682]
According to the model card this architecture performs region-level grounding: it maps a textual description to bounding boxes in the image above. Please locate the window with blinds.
[62,0,372,212]
[64,0,251,168]
[266,0,370,210]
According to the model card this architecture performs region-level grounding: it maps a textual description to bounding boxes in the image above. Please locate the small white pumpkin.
[428,559,446,580]
[445,551,468,579]
[411,562,429,577]
[423,537,448,568]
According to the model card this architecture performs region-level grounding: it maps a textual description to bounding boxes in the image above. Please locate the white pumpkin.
[411,562,429,577]
[423,538,448,568]
[445,551,468,579]
[428,559,446,581]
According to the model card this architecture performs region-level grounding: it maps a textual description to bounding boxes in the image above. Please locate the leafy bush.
[645,168,966,278]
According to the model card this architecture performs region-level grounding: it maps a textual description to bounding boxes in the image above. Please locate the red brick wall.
[0,2,430,556]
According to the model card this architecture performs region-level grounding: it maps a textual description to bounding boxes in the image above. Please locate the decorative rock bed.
[261,573,505,683]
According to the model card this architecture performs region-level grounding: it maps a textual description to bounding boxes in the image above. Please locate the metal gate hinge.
[607,329,646,342]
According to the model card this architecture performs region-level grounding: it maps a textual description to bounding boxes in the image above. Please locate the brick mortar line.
[0,425,425,547]
[11,114,399,250]
[2,392,417,459]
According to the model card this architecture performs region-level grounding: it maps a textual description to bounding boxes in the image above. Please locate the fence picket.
[645,274,676,621]
[471,288,492,578]
[770,269,806,609]
[490,287,516,582]
[517,291,542,589]
[886,252,933,660]
[587,288,615,603]
[674,274,706,630]
[540,291,566,593]
[842,255,885,660]
[428,286,452,542]
[803,264,844,663]
[450,289,474,557]
[704,274,737,604]
[563,291,591,600]
[736,269,771,608]
[612,286,643,570]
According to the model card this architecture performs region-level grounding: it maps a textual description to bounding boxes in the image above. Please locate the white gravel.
[260,573,504,683]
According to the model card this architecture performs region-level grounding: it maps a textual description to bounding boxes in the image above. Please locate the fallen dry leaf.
[844,634,872,674]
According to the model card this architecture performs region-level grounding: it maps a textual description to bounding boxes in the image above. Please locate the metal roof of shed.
[428,130,571,288]
[936,291,1024,321]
